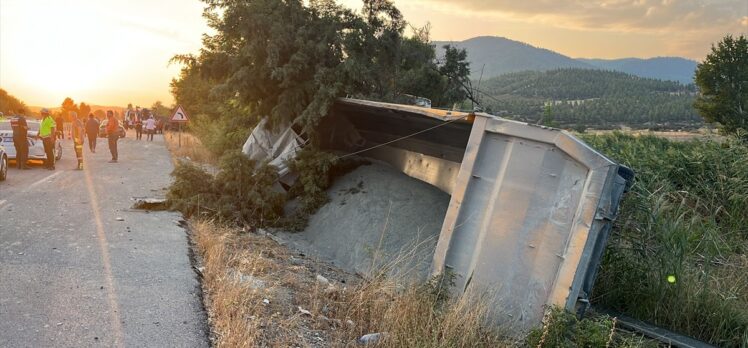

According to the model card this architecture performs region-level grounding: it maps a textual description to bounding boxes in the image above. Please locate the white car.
[0,119,63,164]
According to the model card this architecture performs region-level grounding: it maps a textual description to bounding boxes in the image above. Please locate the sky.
[1,0,746,108]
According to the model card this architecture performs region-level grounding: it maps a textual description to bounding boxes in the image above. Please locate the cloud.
[412,0,744,33]
[741,16,748,27]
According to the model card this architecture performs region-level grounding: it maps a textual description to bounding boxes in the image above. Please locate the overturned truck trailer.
[255,98,634,331]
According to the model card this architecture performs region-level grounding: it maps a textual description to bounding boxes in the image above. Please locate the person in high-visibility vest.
[37,108,56,170]
[70,111,85,170]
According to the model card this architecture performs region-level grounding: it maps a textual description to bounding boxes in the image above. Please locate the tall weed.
[583,133,748,346]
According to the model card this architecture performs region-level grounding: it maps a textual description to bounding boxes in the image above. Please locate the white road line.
[26,171,63,191]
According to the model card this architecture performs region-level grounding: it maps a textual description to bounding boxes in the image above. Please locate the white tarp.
[241,118,305,178]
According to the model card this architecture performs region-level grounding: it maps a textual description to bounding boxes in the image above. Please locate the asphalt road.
[0,132,208,347]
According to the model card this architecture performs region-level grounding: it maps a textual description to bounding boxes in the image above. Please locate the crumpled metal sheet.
[241,118,305,178]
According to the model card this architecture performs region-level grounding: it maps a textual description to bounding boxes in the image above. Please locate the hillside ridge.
[434,36,698,84]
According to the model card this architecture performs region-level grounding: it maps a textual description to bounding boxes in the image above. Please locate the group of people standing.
[76,110,123,166]
[125,109,158,141]
[10,108,67,170]
[10,108,124,171]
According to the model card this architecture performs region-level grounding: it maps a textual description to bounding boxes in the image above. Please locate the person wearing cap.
[106,110,119,163]
[38,108,56,170]
[10,109,30,169]
[70,111,85,170]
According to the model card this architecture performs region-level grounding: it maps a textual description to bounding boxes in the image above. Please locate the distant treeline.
[476,69,702,129]
[0,88,30,116]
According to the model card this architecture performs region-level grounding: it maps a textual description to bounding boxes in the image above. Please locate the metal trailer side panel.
[432,114,623,331]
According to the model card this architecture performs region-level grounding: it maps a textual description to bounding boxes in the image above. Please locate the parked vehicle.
[0,119,63,164]
[0,144,7,181]
[98,119,126,138]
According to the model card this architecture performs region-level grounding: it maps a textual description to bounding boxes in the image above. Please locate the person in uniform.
[10,109,30,169]
[70,111,85,170]
[38,108,56,170]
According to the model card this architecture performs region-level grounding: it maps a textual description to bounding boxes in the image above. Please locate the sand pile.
[277,163,450,280]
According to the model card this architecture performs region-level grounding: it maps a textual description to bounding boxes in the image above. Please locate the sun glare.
[1,1,119,103]
[1,0,204,106]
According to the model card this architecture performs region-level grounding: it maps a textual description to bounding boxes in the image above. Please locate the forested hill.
[476,69,701,129]
[434,36,592,78]
[578,57,697,84]
[435,36,698,84]
[480,69,695,100]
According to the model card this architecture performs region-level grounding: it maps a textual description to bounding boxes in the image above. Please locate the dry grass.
[191,220,512,347]
[164,130,216,165]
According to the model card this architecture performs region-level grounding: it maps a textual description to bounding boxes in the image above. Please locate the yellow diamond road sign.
[170,105,189,123]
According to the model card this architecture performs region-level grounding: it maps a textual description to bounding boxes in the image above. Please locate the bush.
[167,151,286,227]
[167,161,218,217]
[213,151,286,226]
[286,148,337,213]
[187,101,257,158]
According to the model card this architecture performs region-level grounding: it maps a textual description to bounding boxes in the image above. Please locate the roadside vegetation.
[192,219,663,347]
[163,130,216,165]
[583,133,748,347]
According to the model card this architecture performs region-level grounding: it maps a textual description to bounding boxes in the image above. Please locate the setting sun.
[0,0,207,107]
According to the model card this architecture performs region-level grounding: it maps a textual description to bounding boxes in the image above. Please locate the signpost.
[170,105,190,148]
